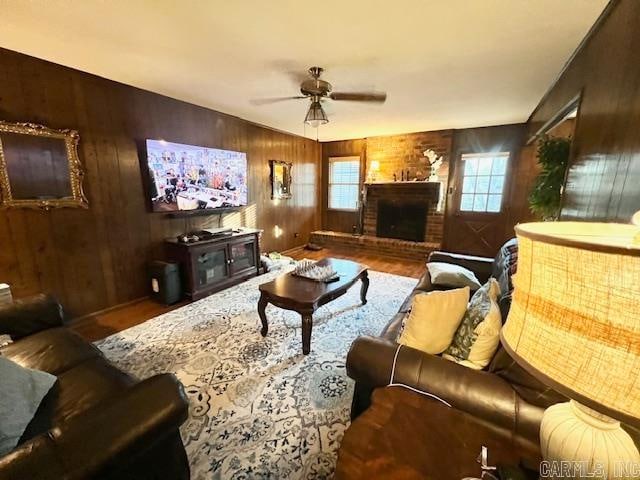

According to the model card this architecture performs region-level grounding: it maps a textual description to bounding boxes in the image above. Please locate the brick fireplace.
[376,200,427,242]
[363,182,443,245]
[310,181,444,261]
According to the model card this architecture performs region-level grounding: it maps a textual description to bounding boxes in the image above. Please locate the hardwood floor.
[70,246,426,342]
[71,298,190,343]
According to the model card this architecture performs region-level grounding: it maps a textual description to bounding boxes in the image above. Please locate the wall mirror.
[269,160,292,200]
[526,94,581,220]
[528,93,581,144]
[0,121,88,209]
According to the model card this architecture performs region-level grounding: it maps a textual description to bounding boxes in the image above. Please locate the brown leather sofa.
[346,243,567,462]
[0,294,190,480]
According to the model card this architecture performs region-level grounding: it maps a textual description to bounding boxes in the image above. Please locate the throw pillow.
[505,240,518,277]
[0,357,57,455]
[398,287,470,355]
[443,278,501,369]
[427,262,481,290]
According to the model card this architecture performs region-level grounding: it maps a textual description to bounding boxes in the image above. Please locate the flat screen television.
[144,139,248,212]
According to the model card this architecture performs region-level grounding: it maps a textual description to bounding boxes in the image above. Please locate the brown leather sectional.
[346,243,589,463]
[0,294,190,480]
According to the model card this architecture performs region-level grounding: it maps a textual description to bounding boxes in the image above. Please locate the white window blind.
[459,152,509,213]
[328,156,360,210]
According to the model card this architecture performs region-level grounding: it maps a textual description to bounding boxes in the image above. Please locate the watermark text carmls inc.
[540,461,640,478]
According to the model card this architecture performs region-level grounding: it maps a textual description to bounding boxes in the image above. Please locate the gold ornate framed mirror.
[269,159,292,200]
[0,120,88,209]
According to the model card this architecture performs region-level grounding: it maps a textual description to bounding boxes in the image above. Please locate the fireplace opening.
[376,200,427,242]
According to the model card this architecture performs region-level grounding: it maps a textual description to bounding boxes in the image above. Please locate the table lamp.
[501,222,640,479]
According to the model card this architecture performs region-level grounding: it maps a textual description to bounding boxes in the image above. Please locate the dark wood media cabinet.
[165,229,261,300]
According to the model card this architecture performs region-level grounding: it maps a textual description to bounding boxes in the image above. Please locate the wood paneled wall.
[0,48,321,318]
[528,0,640,222]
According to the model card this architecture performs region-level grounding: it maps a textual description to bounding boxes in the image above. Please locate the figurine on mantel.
[423,149,443,182]
[397,169,426,182]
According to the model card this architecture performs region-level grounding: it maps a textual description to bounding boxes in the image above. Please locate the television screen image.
[145,139,248,212]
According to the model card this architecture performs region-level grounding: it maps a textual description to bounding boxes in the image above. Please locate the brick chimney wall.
[365,130,453,187]
[363,130,452,247]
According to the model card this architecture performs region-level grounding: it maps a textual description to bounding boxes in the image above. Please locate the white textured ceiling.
[1,0,607,141]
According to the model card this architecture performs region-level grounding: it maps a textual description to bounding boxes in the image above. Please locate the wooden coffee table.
[258,258,369,354]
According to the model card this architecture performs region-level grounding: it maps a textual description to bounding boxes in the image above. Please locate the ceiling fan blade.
[250,96,307,106]
[329,92,387,102]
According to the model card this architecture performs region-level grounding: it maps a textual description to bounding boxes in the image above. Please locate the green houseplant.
[528,135,571,220]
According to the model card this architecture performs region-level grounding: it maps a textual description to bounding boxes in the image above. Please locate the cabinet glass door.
[229,240,256,273]
[194,247,229,288]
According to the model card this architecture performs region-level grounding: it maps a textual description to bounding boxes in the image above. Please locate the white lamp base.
[540,400,640,480]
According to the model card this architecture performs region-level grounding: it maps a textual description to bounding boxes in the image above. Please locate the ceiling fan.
[251,66,387,127]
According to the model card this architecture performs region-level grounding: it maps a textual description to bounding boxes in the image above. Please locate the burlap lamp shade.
[501,222,640,478]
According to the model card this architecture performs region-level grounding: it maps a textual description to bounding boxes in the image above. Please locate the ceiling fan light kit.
[304,100,329,127]
[254,66,387,127]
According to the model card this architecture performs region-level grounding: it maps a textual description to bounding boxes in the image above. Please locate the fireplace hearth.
[310,181,443,259]
[376,200,427,242]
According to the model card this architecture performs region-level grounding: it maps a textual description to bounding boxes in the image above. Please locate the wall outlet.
[294,232,299,238]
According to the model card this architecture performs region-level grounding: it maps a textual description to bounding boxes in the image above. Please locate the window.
[328,156,360,210]
[459,152,509,213]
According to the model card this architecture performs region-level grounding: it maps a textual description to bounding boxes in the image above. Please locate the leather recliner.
[0,294,191,480]
[346,241,638,463]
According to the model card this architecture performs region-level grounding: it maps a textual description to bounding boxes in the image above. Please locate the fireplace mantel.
[364,181,441,198]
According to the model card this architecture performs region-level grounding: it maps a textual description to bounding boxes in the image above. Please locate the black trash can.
[148,261,181,305]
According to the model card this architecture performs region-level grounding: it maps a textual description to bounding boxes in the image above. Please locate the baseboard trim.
[70,296,149,325]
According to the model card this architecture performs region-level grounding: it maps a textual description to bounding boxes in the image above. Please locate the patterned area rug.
[96,268,416,479]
